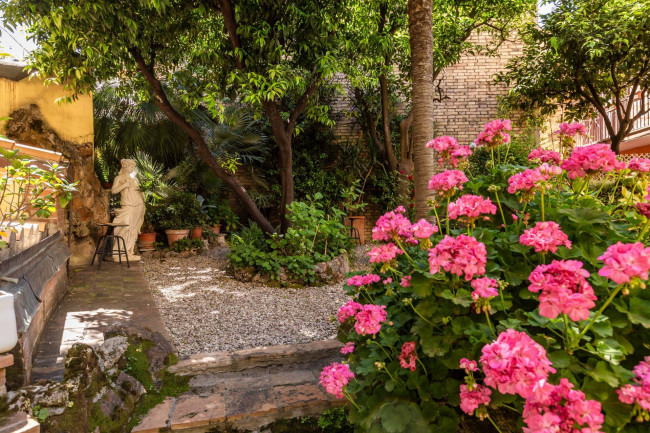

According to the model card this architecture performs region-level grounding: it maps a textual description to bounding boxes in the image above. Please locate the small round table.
[91,223,130,269]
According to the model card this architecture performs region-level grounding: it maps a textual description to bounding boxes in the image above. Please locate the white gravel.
[143,246,370,355]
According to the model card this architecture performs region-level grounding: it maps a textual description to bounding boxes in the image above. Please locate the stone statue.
[111,159,145,261]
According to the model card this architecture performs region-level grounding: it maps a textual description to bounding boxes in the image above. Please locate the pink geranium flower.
[340,342,355,355]
[354,304,387,336]
[528,260,596,321]
[528,148,562,165]
[447,194,497,224]
[598,242,650,285]
[428,170,468,198]
[337,299,362,323]
[471,277,499,299]
[460,358,478,372]
[428,235,487,281]
[629,157,650,173]
[561,143,626,179]
[319,362,354,399]
[368,243,403,264]
[555,122,587,137]
[400,275,411,287]
[480,329,556,398]
[346,274,381,287]
[398,341,418,371]
[410,219,438,239]
[507,164,561,201]
[523,378,604,433]
[460,384,492,418]
[450,145,473,167]
[371,206,413,242]
[475,119,512,148]
[520,221,572,253]
[617,357,650,410]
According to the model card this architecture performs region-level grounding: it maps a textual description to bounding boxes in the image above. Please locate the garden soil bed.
[142,245,370,356]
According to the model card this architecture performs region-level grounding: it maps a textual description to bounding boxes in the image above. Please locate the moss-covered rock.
[6,324,186,433]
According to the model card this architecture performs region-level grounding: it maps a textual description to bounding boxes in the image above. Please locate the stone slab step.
[168,340,343,376]
[130,367,345,433]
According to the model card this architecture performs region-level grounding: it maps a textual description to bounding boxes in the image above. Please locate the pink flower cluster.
[523,378,604,433]
[617,357,650,411]
[410,219,438,239]
[561,143,625,179]
[480,329,555,398]
[629,157,650,173]
[471,277,499,300]
[371,206,413,241]
[337,301,387,336]
[428,170,468,198]
[555,122,587,137]
[460,358,478,372]
[368,243,403,264]
[507,164,561,198]
[340,342,355,355]
[399,341,418,371]
[528,148,562,165]
[354,304,387,335]
[337,299,362,323]
[447,194,497,222]
[428,235,487,281]
[520,221,572,253]
[346,274,381,287]
[460,384,492,418]
[475,119,512,148]
[319,362,354,399]
[528,260,596,321]
[426,136,472,167]
[636,203,650,218]
[598,242,650,285]
[400,275,411,287]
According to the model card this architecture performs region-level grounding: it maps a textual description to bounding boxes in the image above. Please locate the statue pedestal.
[106,255,141,262]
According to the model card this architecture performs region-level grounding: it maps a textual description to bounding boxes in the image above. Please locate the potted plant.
[341,180,368,244]
[138,207,159,252]
[160,192,197,247]
[193,195,216,238]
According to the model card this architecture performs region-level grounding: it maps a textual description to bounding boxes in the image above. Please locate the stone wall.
[4,105,109,265]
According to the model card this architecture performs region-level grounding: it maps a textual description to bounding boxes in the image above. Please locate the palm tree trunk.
[408,0,435,220]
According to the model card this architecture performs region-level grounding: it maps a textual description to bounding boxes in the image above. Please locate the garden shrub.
[228,194,353,283]
[322,121,650,432]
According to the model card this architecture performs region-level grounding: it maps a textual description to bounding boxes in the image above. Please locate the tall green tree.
[2,0,345,233]
[498,0,650,153]
[347,0,536,217]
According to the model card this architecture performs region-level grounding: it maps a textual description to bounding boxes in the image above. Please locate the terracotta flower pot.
[348,215,366,245]
[191,227,203,239]
[165,229,189,247]
[137,232,157,252]
[211,224,221,235]
[101,181,113,189]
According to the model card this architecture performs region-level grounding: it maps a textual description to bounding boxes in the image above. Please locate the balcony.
[577,92,650,153]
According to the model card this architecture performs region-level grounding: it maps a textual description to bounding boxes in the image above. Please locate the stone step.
[131,367,345,432]
[168,340,343,376]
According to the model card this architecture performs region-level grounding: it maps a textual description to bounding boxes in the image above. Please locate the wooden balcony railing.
[577,93,650,146]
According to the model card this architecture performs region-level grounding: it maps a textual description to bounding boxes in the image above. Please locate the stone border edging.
[168,340,343,376]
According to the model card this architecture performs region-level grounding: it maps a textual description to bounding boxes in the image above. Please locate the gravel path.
[143,246,370,355]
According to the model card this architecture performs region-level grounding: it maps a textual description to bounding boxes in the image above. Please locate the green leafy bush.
[326,130,650,432]
[171,237,203,253]
[228,194,353,283]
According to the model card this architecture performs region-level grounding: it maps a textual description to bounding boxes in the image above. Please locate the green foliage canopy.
[498,0,650,153]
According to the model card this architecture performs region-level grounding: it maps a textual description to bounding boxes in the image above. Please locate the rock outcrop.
[5,104,109,265]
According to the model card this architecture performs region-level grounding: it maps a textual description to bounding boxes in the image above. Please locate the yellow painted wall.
[0,76,93,145]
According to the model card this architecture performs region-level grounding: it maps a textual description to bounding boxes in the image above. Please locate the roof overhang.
[0,59,29,81]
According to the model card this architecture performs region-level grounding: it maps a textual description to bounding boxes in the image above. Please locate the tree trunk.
[129,47,275,233]
[408,0,435,220]
[380,71,398,171]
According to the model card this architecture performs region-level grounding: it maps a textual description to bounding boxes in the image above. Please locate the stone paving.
[132,341,345,432]
[31,261,169,382]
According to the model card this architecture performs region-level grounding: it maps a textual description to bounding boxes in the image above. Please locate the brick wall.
[431,33,524,144]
